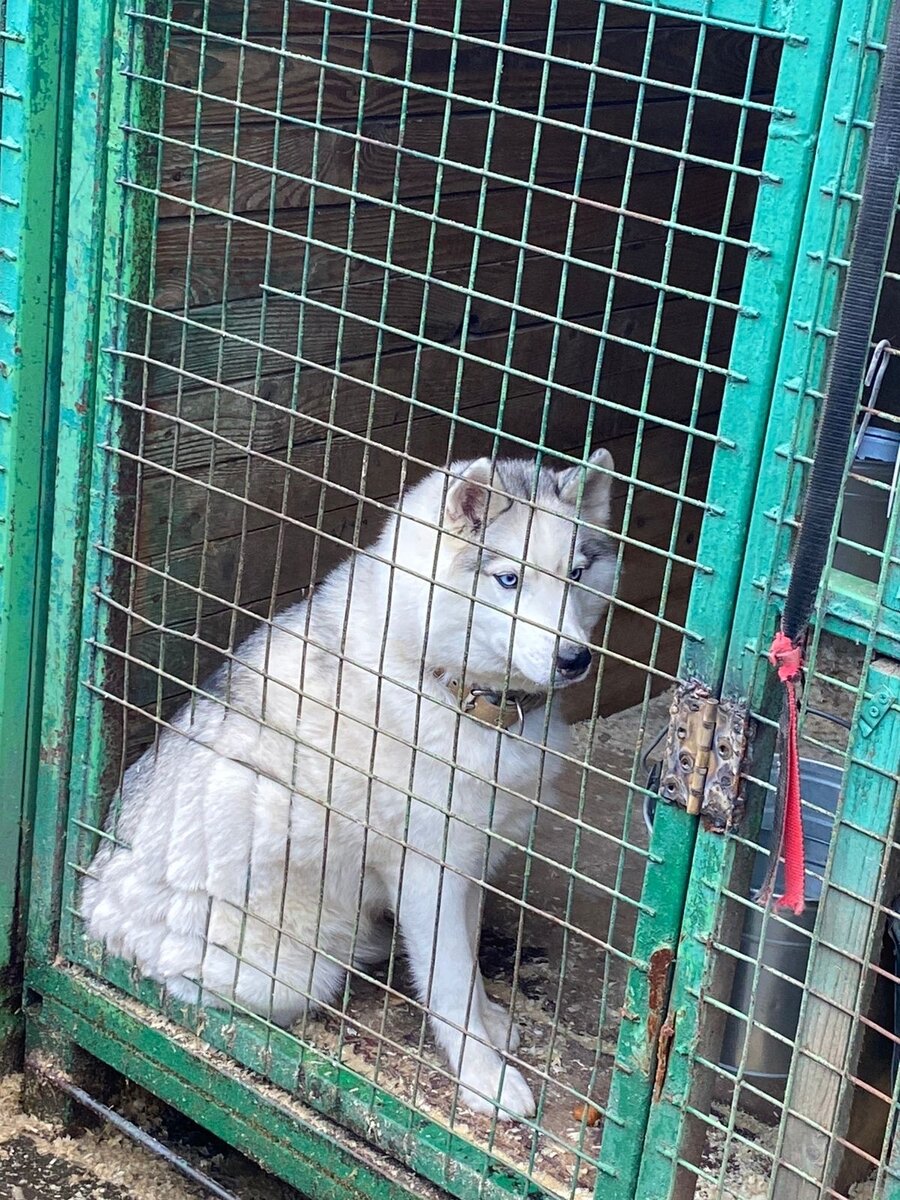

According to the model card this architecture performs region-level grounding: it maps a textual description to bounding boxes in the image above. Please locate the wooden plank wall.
[119,0,781,752]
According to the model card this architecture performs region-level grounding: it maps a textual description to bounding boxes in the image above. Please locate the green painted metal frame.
[628,0,900,1196]
[0,0,72,1063]
[26,963,453,1200]
[772,565,900,657]
[774,655,899,1197]
[597,0,855,1193]
[21,2,897,1200]
[24,0,120,969]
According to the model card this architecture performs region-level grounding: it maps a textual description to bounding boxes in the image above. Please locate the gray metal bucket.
[833,427,900,582]
[718,758,841,1097]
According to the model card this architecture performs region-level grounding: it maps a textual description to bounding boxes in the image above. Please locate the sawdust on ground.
[0,1072,302,1200]
[0,1073,200,1200]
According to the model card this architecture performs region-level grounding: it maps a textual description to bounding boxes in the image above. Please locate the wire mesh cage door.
[624,0,900,1197]
[22,0,872,1198]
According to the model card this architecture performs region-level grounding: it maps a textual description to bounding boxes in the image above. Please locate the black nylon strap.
[782,2,900,641]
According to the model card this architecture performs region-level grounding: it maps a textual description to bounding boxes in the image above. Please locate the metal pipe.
[27,1058,242,1200]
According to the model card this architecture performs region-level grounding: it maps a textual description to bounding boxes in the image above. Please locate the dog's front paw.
[481,998,521,1053]
[459,1047,535,1120]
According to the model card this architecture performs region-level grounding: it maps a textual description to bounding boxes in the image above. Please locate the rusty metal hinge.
[658,680,751,832]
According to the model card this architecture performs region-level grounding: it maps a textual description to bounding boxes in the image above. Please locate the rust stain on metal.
[646,946,674,1045]
[652,1010,676,1102]
[39,740,64,766]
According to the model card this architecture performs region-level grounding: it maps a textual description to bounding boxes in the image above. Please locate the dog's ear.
[557,448,614,524]
[444,458,495,532]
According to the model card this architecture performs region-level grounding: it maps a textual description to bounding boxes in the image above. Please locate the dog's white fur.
[81,450,616,1119]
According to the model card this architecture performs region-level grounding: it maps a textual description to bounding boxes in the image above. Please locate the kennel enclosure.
[1,0,899,1198]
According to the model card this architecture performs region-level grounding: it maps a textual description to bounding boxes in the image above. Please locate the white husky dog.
[81,449,616,1119]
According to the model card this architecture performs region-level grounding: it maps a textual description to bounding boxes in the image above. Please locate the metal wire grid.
[60,1,780,1195]
[667,653,875,1198]
[677,675,900,1200]
[106,1,783,741]
[665,5,900,1196]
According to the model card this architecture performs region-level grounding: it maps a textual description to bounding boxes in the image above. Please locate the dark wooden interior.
[121,0,782,753]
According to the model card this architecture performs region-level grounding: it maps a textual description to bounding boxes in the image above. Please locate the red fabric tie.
[763,631,806,915]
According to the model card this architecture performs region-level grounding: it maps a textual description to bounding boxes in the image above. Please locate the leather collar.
[431,667,547,732]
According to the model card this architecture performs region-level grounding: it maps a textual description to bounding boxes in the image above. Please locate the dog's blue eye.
[569,567,584,582]
[495,572,519,590]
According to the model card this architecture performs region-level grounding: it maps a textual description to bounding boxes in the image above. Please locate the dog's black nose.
[556,646,592,678]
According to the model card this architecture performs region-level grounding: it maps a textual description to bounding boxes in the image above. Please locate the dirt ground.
[0,1072,299,1200]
